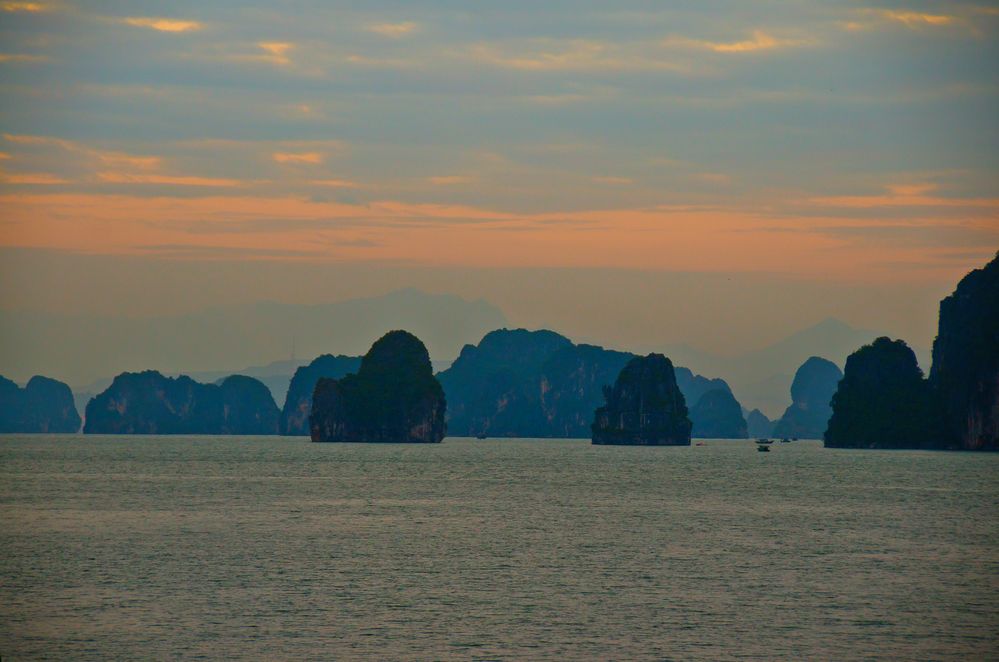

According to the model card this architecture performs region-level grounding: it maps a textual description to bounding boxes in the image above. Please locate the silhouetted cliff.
[539,343,634,438]
[592,354,691,445]
[825,338,946,449]
[773,357,842,439]
[310,331,446,443]
[84,371,279,435]
[930,252,999,451]
[438,329,572,437]
[0,375,81,433]
[690,389,747,438]
[675,367,732,406]
[438,328,736,438]
[746,409,774,438]
[279,354,362,435]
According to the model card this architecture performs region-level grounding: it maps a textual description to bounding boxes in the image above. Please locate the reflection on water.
[1,436,997,659]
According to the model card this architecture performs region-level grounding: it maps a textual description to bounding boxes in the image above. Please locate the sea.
[1,436,996,660]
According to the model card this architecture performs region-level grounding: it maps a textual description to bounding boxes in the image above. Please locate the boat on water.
[756,439,773,453]
[475,433,488,440]
[780,438,791,443]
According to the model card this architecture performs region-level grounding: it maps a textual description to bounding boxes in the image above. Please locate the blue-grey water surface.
[1,436,997,660]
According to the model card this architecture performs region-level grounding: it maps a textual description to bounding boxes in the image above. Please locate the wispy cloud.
[257,42,293,65]
[877,10,953,28]
[310,179,360,188]
[96,172,243,187]
[0,54,49,63]
[592,176,632,185]
[666,30,809,54]
[121,17,203,33]
[470,39,686,72]
[366,22,419,38]
[273,151,323,164]
[808,183,999,209]
[1,2,49,12]
[429,175,473,185]
[0,172,67,184]
[842,9,960,33]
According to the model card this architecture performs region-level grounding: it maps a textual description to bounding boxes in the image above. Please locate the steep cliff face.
[745,409,774,438]
[279,354,362,435]
[218,375,281,435]
[439,328,735,438]
[539,344,634,438]
[773,356,842,439]
[930,252,999,451]
[310,330,446,443]
[84,371,279,435]
[437,328,572,437]
[591,354,692,446]
[825,338,946,449]
[690,389,748,439]
[0,375,81,433]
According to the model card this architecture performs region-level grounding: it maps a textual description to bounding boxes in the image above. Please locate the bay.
[1,436,996,660]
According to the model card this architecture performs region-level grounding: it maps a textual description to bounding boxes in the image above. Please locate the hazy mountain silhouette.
[1,289,506,388]
[655,318,928,418]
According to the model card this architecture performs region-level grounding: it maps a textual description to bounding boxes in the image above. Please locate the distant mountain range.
[650,318,930,417]
[1,288,505,389]
[3,283,925,422]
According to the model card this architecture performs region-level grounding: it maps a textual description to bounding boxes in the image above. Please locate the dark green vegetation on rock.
[773,357,842,440]
[930,252,999,451]
[438,329,573,437]
[84,371,279,435]
[0,375,81,433]
[310,331,446,443]
[690,388,747,439]
[592,354,692,446]
[539,343,636,438]
[438,328,736,438]
[279,354,362,435]
[745,409,774,438]
[825,338,946,449]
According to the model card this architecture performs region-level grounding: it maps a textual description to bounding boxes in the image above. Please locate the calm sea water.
[1,436,996,660]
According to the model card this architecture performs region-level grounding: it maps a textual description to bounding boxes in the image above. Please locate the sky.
[0,1,997,375]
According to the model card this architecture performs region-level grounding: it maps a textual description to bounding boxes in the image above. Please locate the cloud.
[366,22,419,38]
[843,9,960,32]
[877,10,953,28]
[0,172,67,184]
[310,179,360,188]
[592,176,632,185]
[429,175,473,185]
[469,39,686,72]
[273,152,323,164]
[808,183,999,209]
[666,30,808,54]
[1,2,48,12]
[257,42,294,65]
[96,172,244,187]
[121,17,203,33]
[0,54,49,63]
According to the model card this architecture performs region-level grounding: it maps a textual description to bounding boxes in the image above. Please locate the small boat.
[475,433,488,440]
[695,441,706,446]
[780,438,791,443]
[756,438,773,453]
